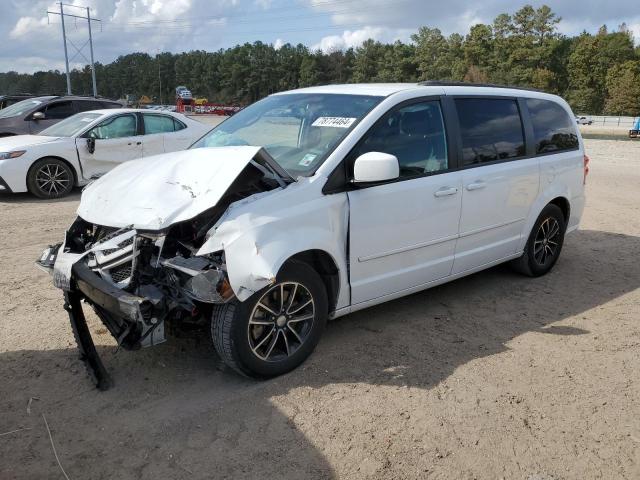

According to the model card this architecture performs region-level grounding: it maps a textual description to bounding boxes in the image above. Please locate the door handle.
[434,186,459,197]
[466,181,486,191]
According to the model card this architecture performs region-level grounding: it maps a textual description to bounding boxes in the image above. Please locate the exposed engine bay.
[37,152,287,388]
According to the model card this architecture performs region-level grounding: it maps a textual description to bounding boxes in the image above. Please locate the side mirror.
[86,137,96,154]
[352,152,399,183]
[32,111,45,121]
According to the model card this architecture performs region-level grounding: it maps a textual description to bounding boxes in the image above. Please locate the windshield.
[40,112,103,137]
[190,93,381,176]
[0,98,48,119]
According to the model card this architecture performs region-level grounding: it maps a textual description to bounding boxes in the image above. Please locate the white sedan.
[0,108,210,198]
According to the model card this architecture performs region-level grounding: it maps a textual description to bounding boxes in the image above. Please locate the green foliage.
[604,61,640,115]
[1,4,639,114]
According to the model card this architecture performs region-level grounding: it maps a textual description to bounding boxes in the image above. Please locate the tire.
[211,261,328,378]
[511,204,566,277]
[27,157,74,199]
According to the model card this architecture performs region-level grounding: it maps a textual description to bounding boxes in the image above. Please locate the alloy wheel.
[248,282,315,362]
[533,217,561,266]
[35,163,71,196]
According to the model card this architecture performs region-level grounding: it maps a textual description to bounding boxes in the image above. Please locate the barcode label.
[311,117,356,128]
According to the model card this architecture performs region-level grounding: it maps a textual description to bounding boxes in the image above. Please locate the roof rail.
[418,81,543,93]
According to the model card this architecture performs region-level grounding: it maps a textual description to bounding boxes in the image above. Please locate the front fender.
[197,188,350,305]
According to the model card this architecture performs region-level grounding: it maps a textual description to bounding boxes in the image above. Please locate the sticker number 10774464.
[311,117,357,128]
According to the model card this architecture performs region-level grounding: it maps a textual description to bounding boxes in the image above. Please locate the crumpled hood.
[0,135,61,150]
[77,146,264,230]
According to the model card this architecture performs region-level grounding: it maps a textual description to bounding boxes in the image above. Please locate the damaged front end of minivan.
[36,146,292,390]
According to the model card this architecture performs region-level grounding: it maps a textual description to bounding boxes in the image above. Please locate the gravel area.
[0,138,638,479]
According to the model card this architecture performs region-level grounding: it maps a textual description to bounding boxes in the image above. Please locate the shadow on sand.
[0,190,82,204]
[1,229,639,479]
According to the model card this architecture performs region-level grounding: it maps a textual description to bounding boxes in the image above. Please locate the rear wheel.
[27,158,74,199]
[512,204,566,277]
[211,261,328,378]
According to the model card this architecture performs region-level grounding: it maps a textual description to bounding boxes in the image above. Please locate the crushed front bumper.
[38,244,166,391]
[64,290,113,390]
[73,260,151,326]
[37,230,232,390]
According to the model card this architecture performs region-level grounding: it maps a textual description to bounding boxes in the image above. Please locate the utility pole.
[48,3,101,96]
[87,7,97,97]
[59,3,71,95]
[158,53,163,105]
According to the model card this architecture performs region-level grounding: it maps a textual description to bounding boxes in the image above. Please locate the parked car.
[0,96,122,137]
[175,86,193,100]
[0,109,209,198]
[38,83,587,388]
[575,116,592,125]
[0,93,43,110]
[629,117,640,138]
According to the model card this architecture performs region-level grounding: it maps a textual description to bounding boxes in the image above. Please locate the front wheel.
[512,204,566,277]
[27,158,74,199]
[211,261,328,378]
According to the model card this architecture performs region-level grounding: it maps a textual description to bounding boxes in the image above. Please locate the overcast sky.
[1,0,638,73]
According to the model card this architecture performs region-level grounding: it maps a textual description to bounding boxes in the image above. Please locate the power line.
[100,3,412,33]
[103,0,394,26]
[105,21,391,39]
[47,2,101,96]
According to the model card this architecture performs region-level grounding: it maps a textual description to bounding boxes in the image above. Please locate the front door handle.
[434,186,459,197]
[466,181,487,191]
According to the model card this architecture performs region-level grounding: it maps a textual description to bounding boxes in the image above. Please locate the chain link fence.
[577,115,639,127]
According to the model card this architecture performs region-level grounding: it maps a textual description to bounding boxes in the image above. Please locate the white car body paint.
[59,84,585,319]
[78,146,264,231]
[0,108,208,193]
[196,175,350,303]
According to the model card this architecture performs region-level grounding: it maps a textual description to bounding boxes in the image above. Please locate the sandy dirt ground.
[1,138,639,479]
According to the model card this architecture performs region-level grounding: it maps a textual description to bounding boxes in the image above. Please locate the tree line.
[1,4,639,115]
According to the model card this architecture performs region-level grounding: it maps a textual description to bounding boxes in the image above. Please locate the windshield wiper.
[253,148,295,185]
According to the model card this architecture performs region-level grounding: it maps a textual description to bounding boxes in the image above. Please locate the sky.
[1,0,638,73]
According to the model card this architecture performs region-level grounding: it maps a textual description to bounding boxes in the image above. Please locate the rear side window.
[174,118,186,131]
[43,101,74,119]
[143,114,176,134]
[455,98,525,165]
[75,100,104,112]
[526,99,578,154]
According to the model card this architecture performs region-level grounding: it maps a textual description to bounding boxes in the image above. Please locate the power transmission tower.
[47,3,101,96]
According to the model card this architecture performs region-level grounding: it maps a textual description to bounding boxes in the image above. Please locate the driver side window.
[353,100,448,178]
[42,101,74,119]
[88,114,137,140]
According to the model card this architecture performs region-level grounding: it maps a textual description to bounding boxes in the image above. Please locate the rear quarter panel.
[518,99,585,252]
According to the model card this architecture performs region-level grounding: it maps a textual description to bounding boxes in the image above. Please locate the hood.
[77,146,276,231]
[0,135,61,150]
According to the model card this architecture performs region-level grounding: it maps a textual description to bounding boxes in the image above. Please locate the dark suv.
[0,96,122,136]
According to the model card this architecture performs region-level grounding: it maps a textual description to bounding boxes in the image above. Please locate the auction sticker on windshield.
[298,153,317,166]
[312,117,356,128]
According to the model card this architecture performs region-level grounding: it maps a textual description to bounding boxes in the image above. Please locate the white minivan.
[39,83,587,388]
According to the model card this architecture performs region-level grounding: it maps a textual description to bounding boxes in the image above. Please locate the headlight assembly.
[0,150,26,160]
